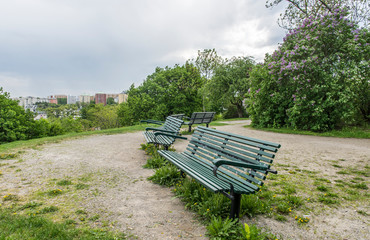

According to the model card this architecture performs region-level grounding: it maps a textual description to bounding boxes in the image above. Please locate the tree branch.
[317,0,333,12]
[287,0,308,15]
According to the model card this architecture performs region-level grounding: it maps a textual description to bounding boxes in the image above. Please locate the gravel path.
[1,121,369,239]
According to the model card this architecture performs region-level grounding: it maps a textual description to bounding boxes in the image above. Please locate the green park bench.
[158,126,281,219]
[143,116,187,150]
[183,112,215,132]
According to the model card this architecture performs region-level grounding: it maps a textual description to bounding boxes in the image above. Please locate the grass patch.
[57,179,73,186]
[244,125,370,139]
[2,194,19,202]
[40,206,59,214]
[0,208,126,239]
[18,201,43,211]
[0,153,18,159]
[75,183,89,190]
[45,189,63,197]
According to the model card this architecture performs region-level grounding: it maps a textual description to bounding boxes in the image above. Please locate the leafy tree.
[107,97,116,105]
[194,49,223,111]
[0,88,35,143]
[266,0,369,29]
[82,104,121,129]
[44,104,78,119]
[248,8,369,131]
[208,57,255,118]
[57,98,67,105]
[118,63,203,125]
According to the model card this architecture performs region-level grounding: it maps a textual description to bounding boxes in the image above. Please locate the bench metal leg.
[188,125,192,132]
[230,193,241,220]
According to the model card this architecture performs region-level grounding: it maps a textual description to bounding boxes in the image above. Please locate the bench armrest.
[212,158,278,176]
[154,132,188,140]
[145,128,177,134]
[140,119,164,125]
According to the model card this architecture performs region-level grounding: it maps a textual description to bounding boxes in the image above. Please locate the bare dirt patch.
[1,122,369,239]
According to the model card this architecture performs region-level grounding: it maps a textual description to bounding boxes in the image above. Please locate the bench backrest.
[185,126,281,187]
[188,112,215,124]
[162,116,184,133]
[170,114,185,120]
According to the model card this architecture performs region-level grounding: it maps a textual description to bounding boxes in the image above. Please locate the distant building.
[118,93,128,104]
[95,93,107,105]
[48,95,67,104]
[67,95,78,104]
[13,96,48,112]
[79,95,91,104]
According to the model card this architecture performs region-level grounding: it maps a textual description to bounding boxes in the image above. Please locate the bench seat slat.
[182,152,263,188]
[183,149,264,186]
[159,151,258,194]
[186,141,269,181]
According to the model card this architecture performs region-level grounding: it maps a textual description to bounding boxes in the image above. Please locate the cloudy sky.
[0,0,287,98]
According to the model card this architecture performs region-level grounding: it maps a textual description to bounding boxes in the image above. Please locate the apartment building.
[118,93,128,104]
[79,95,91,104]
[95,93,107,105]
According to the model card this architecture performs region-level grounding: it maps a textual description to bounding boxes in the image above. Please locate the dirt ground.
[0,121,369,239]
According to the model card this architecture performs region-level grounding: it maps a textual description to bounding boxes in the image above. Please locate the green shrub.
[147,165,181,187]
[248,9,370,131]
[143,152,167,169]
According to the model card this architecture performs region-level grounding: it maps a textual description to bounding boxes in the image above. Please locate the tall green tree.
[117,63,203,125]
[194,49,223,111]
[208,57,255,118]
[266,0,369,29]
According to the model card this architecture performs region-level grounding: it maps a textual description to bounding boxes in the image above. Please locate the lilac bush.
[248,8,369,131]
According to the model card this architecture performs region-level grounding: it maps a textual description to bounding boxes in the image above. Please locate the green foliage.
[79,104,121,130]
[208,56,254,117]
[117,63,203,125]
[57,98,67,105]
[143,152,167,169]
[248,9,369,131]
[0,88,35,143]
[206,217,276,240]
[206,217,243,240]
[147,164,182,187]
